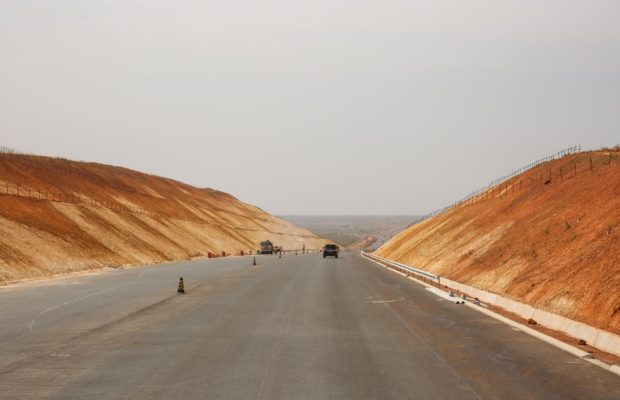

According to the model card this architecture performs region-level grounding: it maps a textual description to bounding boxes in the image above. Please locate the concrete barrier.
[366,254,620,357]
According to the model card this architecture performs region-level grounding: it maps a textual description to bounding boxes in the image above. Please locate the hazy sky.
[1,1,619,215]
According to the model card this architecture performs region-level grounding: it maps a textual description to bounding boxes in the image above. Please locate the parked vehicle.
[259,240,274,254]
[323,244,339,258]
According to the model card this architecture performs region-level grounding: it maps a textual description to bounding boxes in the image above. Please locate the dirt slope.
[0,152,328,284]
[346,235,378,250]
[376,149,620,333]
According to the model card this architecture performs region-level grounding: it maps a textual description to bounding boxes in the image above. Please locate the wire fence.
[0,146,16,154]
[0,146,328,261]
[0,146,160,198]
[0,147,278,224]
[0,180,170,217]
[411,145,618,227]
[0,179,319,239]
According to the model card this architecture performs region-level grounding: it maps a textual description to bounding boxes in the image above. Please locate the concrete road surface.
[1,253,619,399]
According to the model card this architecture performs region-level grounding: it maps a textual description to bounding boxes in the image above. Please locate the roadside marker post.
[253,257,257,266]
[177,277,185,294]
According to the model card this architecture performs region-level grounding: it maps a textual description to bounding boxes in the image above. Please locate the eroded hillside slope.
[376,149,620,333]
[0,152,328,284]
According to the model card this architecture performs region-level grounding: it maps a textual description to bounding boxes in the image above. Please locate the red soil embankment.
[376,149,620,333]
[0,152,328,284]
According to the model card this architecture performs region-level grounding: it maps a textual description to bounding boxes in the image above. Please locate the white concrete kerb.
[361,253,620,378]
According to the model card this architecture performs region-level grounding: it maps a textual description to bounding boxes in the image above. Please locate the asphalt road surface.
[1,253,619,399]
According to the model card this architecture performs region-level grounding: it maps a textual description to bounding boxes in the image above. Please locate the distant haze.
[282,215,418,248]
[1,1,618,215]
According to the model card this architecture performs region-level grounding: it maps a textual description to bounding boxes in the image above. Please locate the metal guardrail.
[361,252,439,282]
[415,145,583,225]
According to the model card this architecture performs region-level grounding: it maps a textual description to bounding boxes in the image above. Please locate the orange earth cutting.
[376,148,620,333]
[0,152,328,284]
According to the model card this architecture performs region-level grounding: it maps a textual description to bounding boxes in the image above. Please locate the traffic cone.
[177,277,185,294]
[253,257,257,266]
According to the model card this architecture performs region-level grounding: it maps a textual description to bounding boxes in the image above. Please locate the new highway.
[0,253,619,399]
